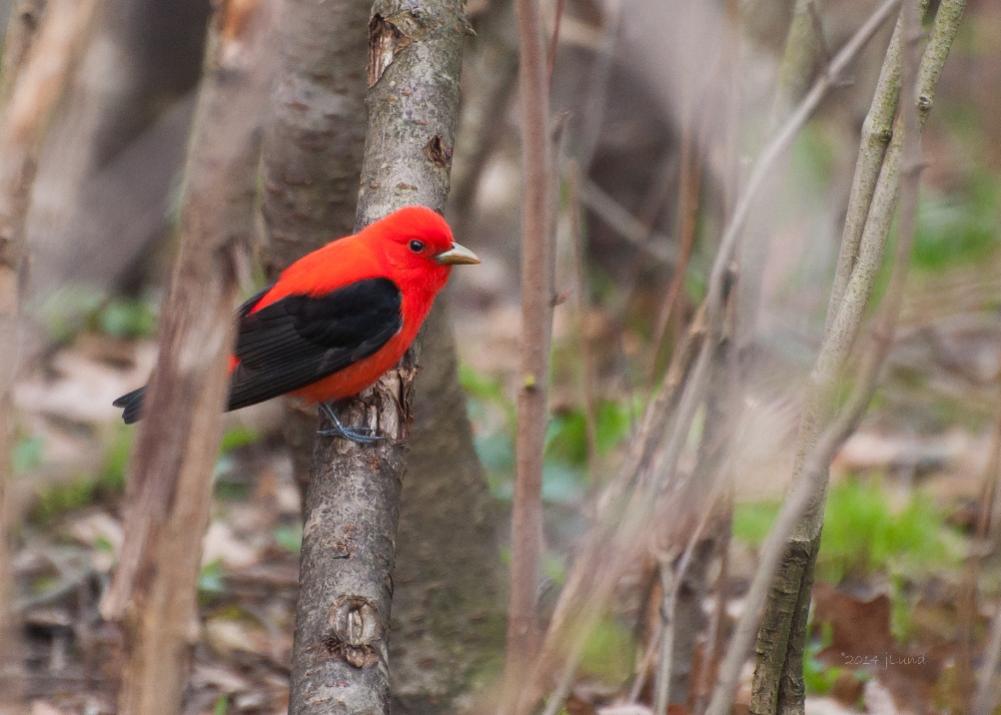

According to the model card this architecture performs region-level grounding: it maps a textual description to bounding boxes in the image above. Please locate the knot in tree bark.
[326,595,384,669]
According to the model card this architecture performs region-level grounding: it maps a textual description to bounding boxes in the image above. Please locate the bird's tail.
[113,386,146,424]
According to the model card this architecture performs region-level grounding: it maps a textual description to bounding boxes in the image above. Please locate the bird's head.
[369,205,479,293]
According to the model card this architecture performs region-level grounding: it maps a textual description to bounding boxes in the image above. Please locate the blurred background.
[4,0,1000,712]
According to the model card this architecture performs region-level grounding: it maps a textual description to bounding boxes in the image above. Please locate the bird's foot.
[318,402,384,445]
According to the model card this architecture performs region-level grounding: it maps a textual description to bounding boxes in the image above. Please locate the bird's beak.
[435,242,480,265]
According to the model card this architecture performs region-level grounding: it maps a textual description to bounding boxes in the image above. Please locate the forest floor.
[6,265,1001,715]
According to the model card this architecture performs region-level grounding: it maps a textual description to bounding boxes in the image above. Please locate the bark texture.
[260,0,369,274]
[98,4,272,713]
[258,0,370,502]
[288,0,471,710]
[391,303,502,712]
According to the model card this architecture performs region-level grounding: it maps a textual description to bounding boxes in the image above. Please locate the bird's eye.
[409,240,425,253]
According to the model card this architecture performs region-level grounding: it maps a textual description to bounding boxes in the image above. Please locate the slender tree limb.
[288,0,468,710]
[750,2,966,708]
[824,7,915,330]
[519,2,902,708]
[503,0,553,702]
[772,0,826,119]
[648,81,702,377]
[567,162,599,470]
[99,4,273,714]
[580,178,674,264]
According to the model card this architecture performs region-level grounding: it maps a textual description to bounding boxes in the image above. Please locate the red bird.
[114,205,479,442]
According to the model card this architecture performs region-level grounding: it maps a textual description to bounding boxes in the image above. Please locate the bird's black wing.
[227,277,402,410]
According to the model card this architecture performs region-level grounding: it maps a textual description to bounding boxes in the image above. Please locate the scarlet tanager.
[113,205,479,443]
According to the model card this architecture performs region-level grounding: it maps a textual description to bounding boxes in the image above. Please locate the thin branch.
[773,0,827,119]
[648,84,702,378]
[580,178,674,264]
[546,0,565,82]
[517,5,901,706]
[503,0,554,701]
[567,162,599,470]
[717,1,963,711]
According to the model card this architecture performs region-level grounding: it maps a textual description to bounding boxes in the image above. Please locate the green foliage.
[459,364,514,428]
[912,171,1000,271]
[274,523,303,554]
[817,477,958,583]
[13,435,44,473]
[212,696,229,715]
[41,286,158,344]
[96,297,157,339]
[219,426,259,454]
[578,617,634,683]
[214,427,264,500]
[803,622,842,696]
[30,427,131,522]
[462,363,634,506]
[732,477,960,583]
[545,400,633,465]
[199,560,226,597]
[732,500,780,546]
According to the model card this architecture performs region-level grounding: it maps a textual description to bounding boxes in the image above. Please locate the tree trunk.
[258,0,370,503]
[391,303,502,712]
[98,4,273,713]
[287,0,472,710]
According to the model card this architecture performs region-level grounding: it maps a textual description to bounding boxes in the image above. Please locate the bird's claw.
[318,402,385,445]
[317,424,384,444]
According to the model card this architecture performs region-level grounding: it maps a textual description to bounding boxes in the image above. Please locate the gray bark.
[392,304,502,712]
[288,0,479,710]
[258,0,370,501]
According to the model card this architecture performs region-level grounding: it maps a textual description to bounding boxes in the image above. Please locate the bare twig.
[959,381,1001,709]
[773,0,827,119]
[546,0,565,82]
[567,162,599,469]
[517,6,901,707]
[580,178,674,264]
[503,0,554,702]
[751,0,967,707]
[648,73,702,377]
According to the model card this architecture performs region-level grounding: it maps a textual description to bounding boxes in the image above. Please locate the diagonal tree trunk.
[287,0,491,710]
[98,3,274,712]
